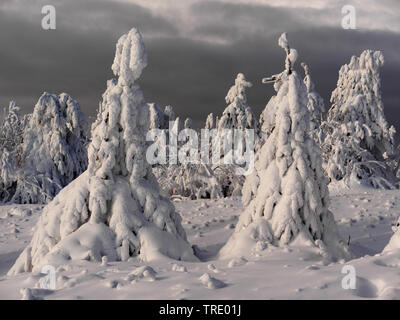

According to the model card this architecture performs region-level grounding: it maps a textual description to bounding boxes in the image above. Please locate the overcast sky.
[0,0,399,135]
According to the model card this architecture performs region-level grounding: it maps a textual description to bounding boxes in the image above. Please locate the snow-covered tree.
[0,148,17,202]
[301,62,325,142]
[164,105,176,122]
[220,33,350,260]
[205,113,216,130]
[0,101,24,202]
[211,73,259,197]
[148,103,166,130]
[8,28,196,275]
[10,93,89,204]
[383,216,400,253]
[0,101,24,153]
[217,73,260,147]
[320,50,396,189]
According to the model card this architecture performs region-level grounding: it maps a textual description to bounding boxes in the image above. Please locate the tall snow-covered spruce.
[220,33,350,260]
[321,50,396,189]
[9,28,196,275]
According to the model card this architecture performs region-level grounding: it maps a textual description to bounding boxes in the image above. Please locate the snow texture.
[2,189,400,299]
[8,28,196,275]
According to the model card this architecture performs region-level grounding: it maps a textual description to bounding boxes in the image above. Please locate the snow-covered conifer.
[8,28,196,275]
[321,50,396,189]
[205,113,216,130]
[11,93,88,204]
[0,101,24,202]
[148,103,166,130]
[217,73,260,143]
[383,216,400,253]
[301,62,325,142]
[220,33,350,260]
[164,105,176,122]
[212,73,259,197]
[0,101,24,152]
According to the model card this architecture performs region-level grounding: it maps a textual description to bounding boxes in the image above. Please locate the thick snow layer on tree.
[10,93,88,204]
[8,28,196,275]
[220,33,350,261]
[321,50,396,189]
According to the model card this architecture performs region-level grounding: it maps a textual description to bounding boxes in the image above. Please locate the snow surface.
[1,188,400,299]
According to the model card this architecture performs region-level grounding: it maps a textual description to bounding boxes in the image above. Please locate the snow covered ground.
[0,188,400,300]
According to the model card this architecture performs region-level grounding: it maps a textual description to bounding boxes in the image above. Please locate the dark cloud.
[0,0,178,122]
[0,0,399,140]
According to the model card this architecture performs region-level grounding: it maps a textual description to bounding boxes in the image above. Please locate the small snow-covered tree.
[11,93,89,204]
[383,216,400,253]
[0,148,17,202]
[8,28,196,275]
[164,105,176,122]
[321,50,396,189]
[301,62,325,142]
[205,113,216,130]
[0,101,24,153]
[217,73,260,148]
[212,73,259,197]
[220,33,350,260]
[148,103,166,130]
[0,101,24,202]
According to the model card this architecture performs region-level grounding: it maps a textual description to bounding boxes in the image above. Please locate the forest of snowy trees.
[2,28,400,276]
[1,33,397,207]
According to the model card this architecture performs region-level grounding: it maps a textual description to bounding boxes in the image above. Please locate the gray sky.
[0,0,399,135]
